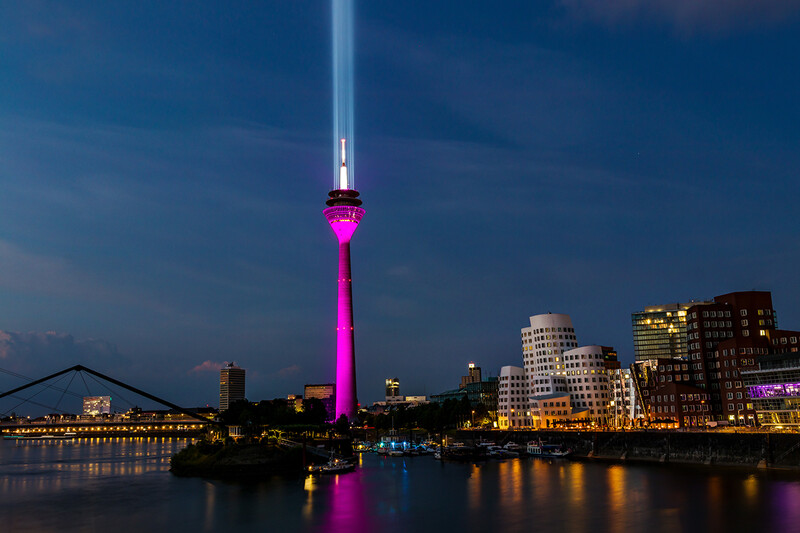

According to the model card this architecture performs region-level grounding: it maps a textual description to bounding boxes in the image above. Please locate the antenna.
[339,138,349,189]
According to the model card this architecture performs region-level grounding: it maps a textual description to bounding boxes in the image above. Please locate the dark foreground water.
[2,437,800,533]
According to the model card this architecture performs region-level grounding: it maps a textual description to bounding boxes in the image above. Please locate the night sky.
[1,1,799,411]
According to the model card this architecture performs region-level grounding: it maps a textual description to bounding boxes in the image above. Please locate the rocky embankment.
[170,441,305,479]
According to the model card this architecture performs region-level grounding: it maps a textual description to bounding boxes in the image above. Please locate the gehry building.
[497,313,612,429]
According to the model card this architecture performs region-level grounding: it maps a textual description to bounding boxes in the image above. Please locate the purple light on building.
[748,383,800,398]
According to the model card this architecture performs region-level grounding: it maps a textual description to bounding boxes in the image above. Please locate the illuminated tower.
[324,139,363,422]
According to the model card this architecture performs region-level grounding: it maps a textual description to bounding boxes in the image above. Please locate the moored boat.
[527,440,571,458]
[308,456,356,474]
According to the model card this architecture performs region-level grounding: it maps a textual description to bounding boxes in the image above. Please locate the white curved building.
[497,366,529,429]
[514,313,612,428]
[562,345,610,419]
[522,313,579,397]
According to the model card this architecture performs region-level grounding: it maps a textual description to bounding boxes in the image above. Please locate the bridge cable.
[3,395,69,415]
[53,371,78,412]
[2,373,70,417]
[78,371,92,396]
[0,367,85,401]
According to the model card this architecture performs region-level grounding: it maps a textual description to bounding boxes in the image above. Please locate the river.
[2,437,799,532]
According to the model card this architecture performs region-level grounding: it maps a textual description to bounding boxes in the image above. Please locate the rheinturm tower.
[324,142,363,422]
[326,0,361,422]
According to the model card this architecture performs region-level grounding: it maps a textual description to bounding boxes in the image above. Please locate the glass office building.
[632,303,706,361]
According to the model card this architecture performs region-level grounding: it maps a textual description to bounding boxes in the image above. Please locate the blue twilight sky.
[1,1,799,412]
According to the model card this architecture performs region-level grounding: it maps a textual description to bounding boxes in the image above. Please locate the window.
[741,319,749,327]
[740,309,748,316]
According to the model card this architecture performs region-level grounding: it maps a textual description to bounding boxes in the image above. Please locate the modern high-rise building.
[385,378,400,401]
[219,362,246,412]
[83,396,111,416]
[460,363,482,388]
[630,290,800,428]
[304,383,336,422]
[632,302,709,361]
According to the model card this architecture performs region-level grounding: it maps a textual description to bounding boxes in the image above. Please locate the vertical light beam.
[332,0,354,190]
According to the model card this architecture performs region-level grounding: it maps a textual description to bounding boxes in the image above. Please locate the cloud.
[277,364,301,378]
[188,360,225,374]
[0,330,121,372]
[560,0,800,34]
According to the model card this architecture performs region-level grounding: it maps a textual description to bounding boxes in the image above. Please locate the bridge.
[0,365,222,437]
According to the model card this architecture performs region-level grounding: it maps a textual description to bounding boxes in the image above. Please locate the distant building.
[404,395,428,405]
[219,362,246,412]
[83,396,111,416]
[430,363,497,426]
[385,377,401,402]
[460,363,482,389]
[304,383,336,422]
[632,302,707,361]
[287,394,304,412]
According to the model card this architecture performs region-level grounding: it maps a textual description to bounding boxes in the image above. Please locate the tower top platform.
[326,188,362,207]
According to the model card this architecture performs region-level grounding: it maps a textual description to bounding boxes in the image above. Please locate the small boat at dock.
[527,440,571,458]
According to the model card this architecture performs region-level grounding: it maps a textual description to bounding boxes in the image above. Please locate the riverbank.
[170,441,305,479]
[459,429,800,470]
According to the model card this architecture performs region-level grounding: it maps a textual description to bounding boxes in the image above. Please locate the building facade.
[497,366,528,429]
[219,362,246,412]
[385,378,401,401]
[460,363,482,389]
[511,313,613,428]
[632,303,705,361]
[609,367,639,425]
[743,353,800,427]
[83,396,111,416]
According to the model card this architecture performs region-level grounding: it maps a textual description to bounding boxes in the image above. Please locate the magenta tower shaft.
[324,190,364,422]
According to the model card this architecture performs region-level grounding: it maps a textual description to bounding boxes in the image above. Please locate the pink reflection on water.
[320,472,372,533]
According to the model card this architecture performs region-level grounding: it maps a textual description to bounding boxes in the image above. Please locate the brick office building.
[634,291,800,427]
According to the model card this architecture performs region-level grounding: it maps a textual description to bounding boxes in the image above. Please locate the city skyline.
[1,2,799,408]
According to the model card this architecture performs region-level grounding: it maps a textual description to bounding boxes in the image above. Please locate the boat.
[387,449,404,457]
[3,434,72,441]
[526,440,572,458]
[440,444,487,461]
[486,446,519,459]
[308,456,356,474]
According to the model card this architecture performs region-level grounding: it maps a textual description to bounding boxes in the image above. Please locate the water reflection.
[607,466,625,533]
[3,443,800,533]
[322,471,370,533]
